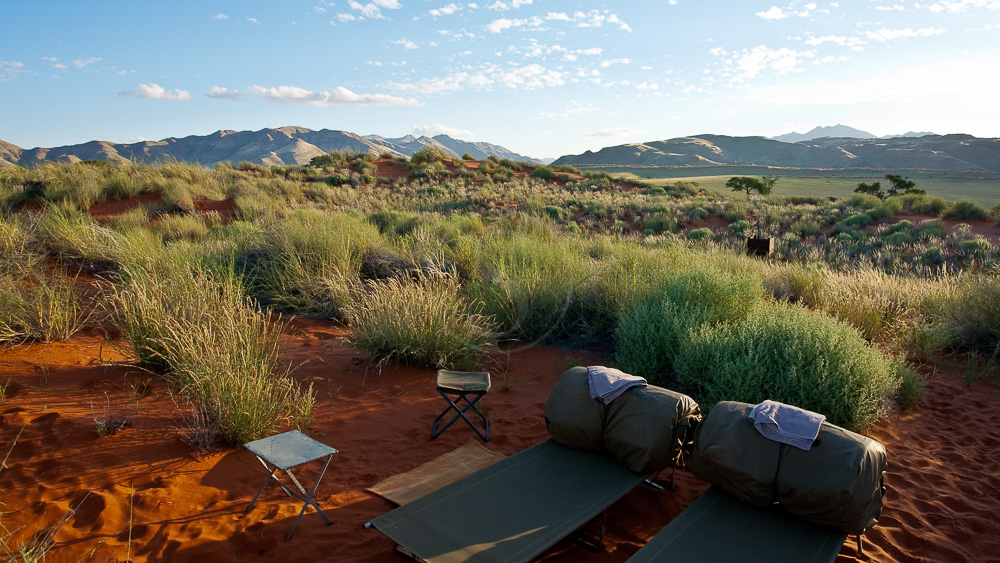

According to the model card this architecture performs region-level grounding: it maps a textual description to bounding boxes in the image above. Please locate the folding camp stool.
[243,430,338,540]
[431,370,491,441]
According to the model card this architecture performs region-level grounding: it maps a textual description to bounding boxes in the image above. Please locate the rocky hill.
[552,134,1000,173]
[0,127,538,168]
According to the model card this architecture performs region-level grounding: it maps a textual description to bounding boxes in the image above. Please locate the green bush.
[616,268,763,383]
[531,166,558,181]
[347,275,496,369]
[325,174,349,186]
[674,301,900,430]
[946,199,990,221]
[687,227,714,241]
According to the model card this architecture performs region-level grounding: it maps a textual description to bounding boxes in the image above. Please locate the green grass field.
[601,167,1000,208]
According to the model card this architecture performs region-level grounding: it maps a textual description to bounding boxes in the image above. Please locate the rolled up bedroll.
[603,385,701,474]
[543,366,606,452]
[688,401,886,534]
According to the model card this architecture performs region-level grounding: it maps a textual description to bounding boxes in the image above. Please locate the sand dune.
[1,320,998,561]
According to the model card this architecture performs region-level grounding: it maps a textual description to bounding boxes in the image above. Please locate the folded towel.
[748,400,826,451]
[587,366,647,404]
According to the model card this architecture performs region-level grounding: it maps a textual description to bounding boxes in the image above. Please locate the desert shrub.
[957,239,994,262]
[469,232,587,343]
[162,178,196,213]
[946,200,990,221]
[0,275,91,342]
[936,274,1000,355]
[325,174,349,186]
[642,212,676,234]
[729,220,751,235]
[642,186,667,196]
[35,206,123,273]
[884,232,913,246]
[111,264,313,443]
[917,220,945,240]
[531,166,558,181]
[901,193,947,216]
[687,206,709,220]
[789,219,821,237]
[347,275,496,369]
[868,198,903,220]
[615,267,763,383]
[369,210,420,236]
[153,214,209,242]
[410,147,449,165]
[686,227,714,241]
[541,205,563,220]
[762,262,828,308]
[674,301,900,430]
[839,213,873,229]
[254,209,379,318]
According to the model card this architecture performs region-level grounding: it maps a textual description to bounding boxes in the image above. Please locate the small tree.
[885,174,924,197]
[855,181,885,200]
[461,152,474,160]
[726,176,769,198]
[761,175,780,192]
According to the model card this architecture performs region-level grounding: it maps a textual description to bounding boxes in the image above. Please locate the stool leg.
[245,462,278,513]
[431,391,489,441]
[285,455,334,541]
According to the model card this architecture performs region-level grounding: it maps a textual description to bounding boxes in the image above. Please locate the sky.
[2,0,999,160]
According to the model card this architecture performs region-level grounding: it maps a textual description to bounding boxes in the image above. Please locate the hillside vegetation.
[2,152,999,441]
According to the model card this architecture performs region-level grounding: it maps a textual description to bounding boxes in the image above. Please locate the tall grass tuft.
[347,275,497,369]
[110,264,314,443]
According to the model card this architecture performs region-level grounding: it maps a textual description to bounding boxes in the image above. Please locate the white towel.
[748,400,826,451]
[587,366,647,404]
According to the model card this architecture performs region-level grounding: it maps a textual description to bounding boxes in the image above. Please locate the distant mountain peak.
[0,127,540,168]
[772,124,877,143]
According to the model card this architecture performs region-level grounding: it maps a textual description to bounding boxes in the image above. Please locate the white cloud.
[757,6,788,19]
[385,62,563,93]
[246,17,260,24]
[485,17,523,32]
[546,11,571,21]
[214,13,228,20]
[0,60,27,80]
[412,123,475,139]
[928,0,1000,13]
[600,57,631,68]
[248,85,419,106]
[336,13,357,22]
[119,83,192,101]
[392,38,420,49]
[637,81,659,90]
[72,57,102,69]
[429,3,463,16]
[488,0,532,10]
[345,0,403,19]
[205,86,248,100]
[721,45,816,80]
[876,4,906,11]
[863,27,947,42]
[587,127,643,138]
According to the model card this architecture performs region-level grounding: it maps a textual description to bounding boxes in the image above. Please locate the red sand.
[2,320,999,562]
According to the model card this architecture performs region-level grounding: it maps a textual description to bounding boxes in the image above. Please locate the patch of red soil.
[374,159,409,180]
[88,193,163,221]
[894,214,1000,245]
[2,324,998,561]
[193,198,237,223]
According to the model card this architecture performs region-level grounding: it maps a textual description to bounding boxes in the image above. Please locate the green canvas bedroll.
[544,367,701,474]
[626,486,848,563]
[687,401,887,534]
[369,439,646,563]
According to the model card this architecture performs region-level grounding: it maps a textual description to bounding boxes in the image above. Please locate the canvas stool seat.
[243,430,338,540]
[431,370,491,441]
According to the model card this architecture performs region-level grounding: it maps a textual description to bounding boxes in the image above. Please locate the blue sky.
[2,0,999,159]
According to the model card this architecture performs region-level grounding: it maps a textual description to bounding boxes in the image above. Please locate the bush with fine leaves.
[674,302,900,430]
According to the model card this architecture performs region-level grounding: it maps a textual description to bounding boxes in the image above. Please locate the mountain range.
[0,126,538,168]
[772,124,937,143]
[552,133,1000,173]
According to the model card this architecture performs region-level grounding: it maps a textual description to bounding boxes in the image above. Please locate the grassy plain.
[602,167,1000,208]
